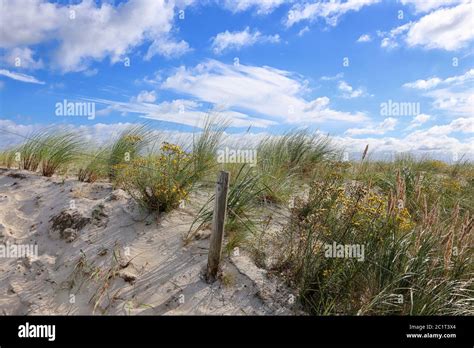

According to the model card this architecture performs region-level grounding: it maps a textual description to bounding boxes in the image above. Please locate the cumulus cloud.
[0,118,175,149]
[356,34,372,42]
[380,1,474,51]
[211,27,280,54]
[338,81,366,98]
[285,0,380,27]
[335,117,473,159]
[406,113,431,130]
[414,117,473,136]
[405,1,474,51]
[161,59,368,124]
[131,90,157,103]
[2,118,470,160]
[1,47,44,70]
[403,69,474,116]
[0,0,191,72]
[380,37,398,49]
[427,88,474,116]
[0,0,60,48]
[345,117,398,136]
[0,118,275,153]
[333,133,473,160]
[377,22,412,49]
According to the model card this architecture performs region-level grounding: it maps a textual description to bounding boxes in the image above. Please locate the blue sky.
[0,0,473,158]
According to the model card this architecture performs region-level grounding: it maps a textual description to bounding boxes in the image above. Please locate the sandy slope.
[0,168,294,315]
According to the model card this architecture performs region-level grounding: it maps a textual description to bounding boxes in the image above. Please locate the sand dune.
[0,168,293,315]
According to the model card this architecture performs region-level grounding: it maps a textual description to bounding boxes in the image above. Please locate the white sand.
[0,167,295,315]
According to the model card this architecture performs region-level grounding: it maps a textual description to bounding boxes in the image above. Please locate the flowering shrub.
[115,142,193,212]
[107,125,151,180]
[276,172,472,315]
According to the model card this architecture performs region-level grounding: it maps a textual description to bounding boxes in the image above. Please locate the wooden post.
[206,170,230,282]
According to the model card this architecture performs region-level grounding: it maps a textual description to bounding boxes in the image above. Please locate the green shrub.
[276,172,473,315]
[115,142,195,213]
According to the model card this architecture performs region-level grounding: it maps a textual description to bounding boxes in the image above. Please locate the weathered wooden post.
[206,170,230,282]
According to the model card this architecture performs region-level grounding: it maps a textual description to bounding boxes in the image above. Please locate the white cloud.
[405,1,474,51]
[403,69,474,90]
[161,59,369,124]
[403,69,474,116]
[211,27,280,54]
[320,72,343,81]
[380,37,398,49]
[0,0,60,48]
[406,113,431,129]
[298,26,310,37]
[0,118,168,149]
[413,117,473,136]
[0,118,272,151]
[381,2,474,51]
[426,88,474,116]
[338,80,365,98]
[1,118,472,160]
[285,0,380,27]
[403,77,442,90]
[1,47,44,70]
[0,0,191,72]
[378,22,412,49]
[399,0,464,13]
[131,90,157,103]
[345,117,398,135]
[84,97,276,128]
[0,69,45,84]
[412,113,431,123]
[357,34,372,42]
[222,0,287,14]
[336,118,472,158]
[333,133,473,160]
[145,39,191,60]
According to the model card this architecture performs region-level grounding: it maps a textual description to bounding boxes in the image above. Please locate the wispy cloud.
[285,0,380,27]
[0,69,45,84]
[403,69,474,90]
[211,27,280,54]
[161,59,368,124]
[399,0,464,14]
[298,26,310,37]
[222,0,287,15]
[83,96,276,128]
[320,73,343,81]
